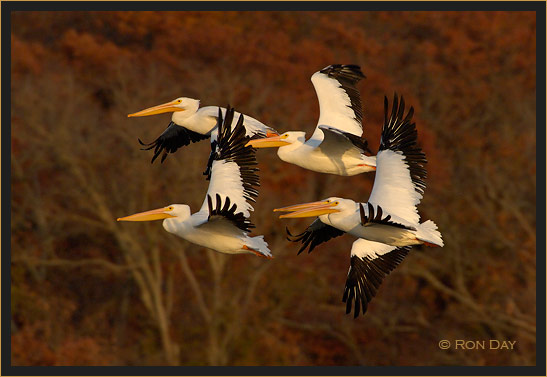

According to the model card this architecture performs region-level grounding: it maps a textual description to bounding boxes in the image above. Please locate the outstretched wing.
[138,121,209,163]
[198,107,260,220]
[286,219,345,255]
[202,106,277,179]
[367,94,427,224]
[343,239,411,317]
[310,64,366,140]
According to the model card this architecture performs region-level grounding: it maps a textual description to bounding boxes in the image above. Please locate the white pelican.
[246,64,376,175]
[275,94,443,316]
[118,107,272,258]
[128,97,278,163]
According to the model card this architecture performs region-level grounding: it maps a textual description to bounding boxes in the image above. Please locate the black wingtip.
[379,93,427,196]
[138,138,155,151]
[217,106,223,123]
[343,248,411,318]
[359,203,366,225]
[345,290,353,314]
[319,64,365,81]
[139,121,208,164]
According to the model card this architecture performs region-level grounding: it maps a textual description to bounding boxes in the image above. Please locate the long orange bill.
[274,201,339,219]
[128,100,184,117]
[117,207,176,222]
[274,200,331,212]
[246,135,291,148]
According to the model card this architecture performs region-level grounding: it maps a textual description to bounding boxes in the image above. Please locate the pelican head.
[274,196,356,221]
[128,97,200,124]
[117,204,191,224]
[246,131,306,149]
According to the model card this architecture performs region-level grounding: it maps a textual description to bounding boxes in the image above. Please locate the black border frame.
[2,1,545,376]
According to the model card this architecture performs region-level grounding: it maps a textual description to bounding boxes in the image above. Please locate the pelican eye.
[176,100,182,104]
[281,134,288,139]
[333,201,339,205]
[168,206,174,211]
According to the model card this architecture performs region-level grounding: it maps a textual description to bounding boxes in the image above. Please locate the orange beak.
[246,134,291,148]
[128,100,184,117]
[117,207,176,222]
[274,200,340,218]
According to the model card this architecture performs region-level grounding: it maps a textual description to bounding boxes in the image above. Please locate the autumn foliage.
[10,11,536,366]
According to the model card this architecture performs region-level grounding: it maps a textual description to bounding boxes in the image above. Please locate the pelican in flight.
[118,106,272,258]
[128,97,278,163]
[247,64,376,175]
[274,94,443,316]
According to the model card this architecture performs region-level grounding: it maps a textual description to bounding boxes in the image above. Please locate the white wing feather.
[367,149,422,225]
[367,95,426,225]
[310,70,363,138]
[350,238,398,258]
[198,109,258,219]
[198,159,253,218]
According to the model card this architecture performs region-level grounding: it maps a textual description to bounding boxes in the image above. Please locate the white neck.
[276,138,306,164]
[320,207,360,232]
[162,216,193,237]
[172,109,217,135]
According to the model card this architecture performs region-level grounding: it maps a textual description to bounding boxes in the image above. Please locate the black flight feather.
[202,106,260,232]
[359,203,415,231]
[207,106,260,203]
[343,246,411,318]
[206,194,254,232]
[139,121,209,164]
[286,219,345,255]
[379,94,427,196]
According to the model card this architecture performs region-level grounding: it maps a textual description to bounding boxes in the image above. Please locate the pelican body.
[119,201,268,256]
[247,65,376,175]
[277,197,442,248]
[118,106,271,258]
[275,94,443,316]
[129,97,278,163]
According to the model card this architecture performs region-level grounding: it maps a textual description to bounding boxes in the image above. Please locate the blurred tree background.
[10,11,536,366]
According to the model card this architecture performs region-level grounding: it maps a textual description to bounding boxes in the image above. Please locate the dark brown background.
[10,11,536,366]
